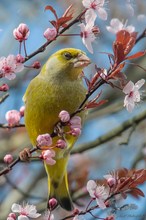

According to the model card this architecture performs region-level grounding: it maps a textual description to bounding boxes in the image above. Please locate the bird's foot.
[19,147,31,161]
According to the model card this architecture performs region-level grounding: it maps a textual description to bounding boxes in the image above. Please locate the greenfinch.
[23,48,90,211]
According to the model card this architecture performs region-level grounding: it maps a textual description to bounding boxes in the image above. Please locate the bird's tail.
[44,155,74,211]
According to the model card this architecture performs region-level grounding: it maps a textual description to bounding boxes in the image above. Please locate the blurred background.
[0,0,146,219]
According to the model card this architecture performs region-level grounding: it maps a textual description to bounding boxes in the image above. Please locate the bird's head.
[40,48,91,80]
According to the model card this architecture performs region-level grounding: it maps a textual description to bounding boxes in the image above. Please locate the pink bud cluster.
[5,106,25,126]
[13,23,30,42]
[59,110,82,137]
[0,54,24,80]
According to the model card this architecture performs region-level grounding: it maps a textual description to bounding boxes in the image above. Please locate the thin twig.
[0,123,25,129]
[136,28,146,44]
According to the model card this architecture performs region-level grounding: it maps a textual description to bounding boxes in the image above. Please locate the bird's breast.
[24,77,86,145]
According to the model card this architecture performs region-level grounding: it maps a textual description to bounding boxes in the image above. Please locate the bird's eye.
[63,52,73,60]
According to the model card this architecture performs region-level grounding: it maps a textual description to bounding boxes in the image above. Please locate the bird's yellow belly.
[24,79,86,147]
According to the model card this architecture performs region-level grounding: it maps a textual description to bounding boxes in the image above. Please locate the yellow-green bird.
[23,48,90,211]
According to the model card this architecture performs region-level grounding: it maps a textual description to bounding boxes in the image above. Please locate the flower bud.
[70,116,81,129]
[15,54,25,63]
[32,61,41,69]
[0,83,9,92]
[19,106,25,117]
[5,110,21,126]
[70,128,81,136]
[59,110,70,123]
[104,174,116,187]
[42,150,56,165]
[107,177,116,187]
[37,133,52,147]
[44,27,57,41]
[73,208,80,215]
[8,213,16,220]
[56,139,67,149]
[4,154,13,164]
[105,215,115,220]
[13,23,30,42]
[48,198,58,210]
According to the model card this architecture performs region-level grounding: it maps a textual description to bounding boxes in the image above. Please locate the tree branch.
[72,109,146,154]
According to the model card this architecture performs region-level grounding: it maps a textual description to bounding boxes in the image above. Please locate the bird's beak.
[73,53,91,68]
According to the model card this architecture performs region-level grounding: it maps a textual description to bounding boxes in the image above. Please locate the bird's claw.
[19,147,31,161]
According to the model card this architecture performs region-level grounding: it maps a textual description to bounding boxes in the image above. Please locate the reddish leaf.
[109,62,125,79]
[50,20,58,29]
[113,42,125,65]
[85,99,107,109]
[126,50,146,60]
[115,31,137,54]
[45,5,58,20]
[130,187,145,198]
[62,4,74,19]
[57,16,73,28]
[113,30,137,65]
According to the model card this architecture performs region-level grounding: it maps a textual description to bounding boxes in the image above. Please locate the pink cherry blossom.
[79,23,96,53]
[42,149,56,165]
[0,55,24,80]
[13,23,30,42]
[56,139,67,149]
[44,27,57,41]
[106,18,135,34]
[4,154,13,164]
[82,0,107,24]
[87,180,109,209]
[5,110,21,126]
[59,110,70,122]
[11,203,41,220]
[123,79,145,112]
[37,133,52,147]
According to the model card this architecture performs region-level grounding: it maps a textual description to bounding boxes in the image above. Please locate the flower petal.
[96,7,107,20]
[123,81,134,94]
[85,9,97,25]
[11,203,21,213]
[135,79,145,90]
[18,215,29,220]
[96,198,106,209]
[87,180,97,197]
